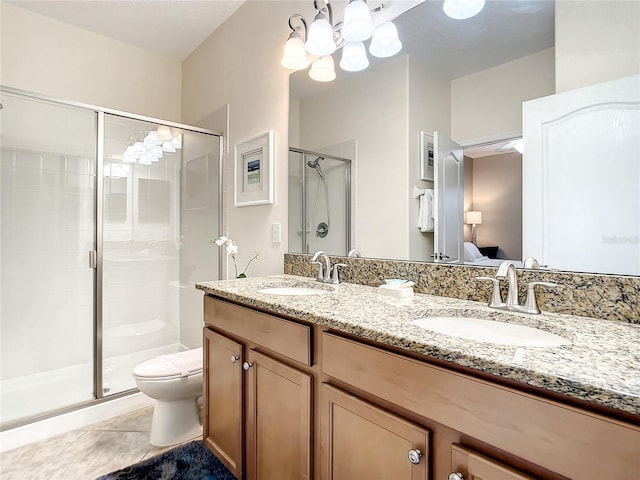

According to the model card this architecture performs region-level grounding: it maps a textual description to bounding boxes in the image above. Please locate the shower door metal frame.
[0,86,224,428]
[289,147,352,255]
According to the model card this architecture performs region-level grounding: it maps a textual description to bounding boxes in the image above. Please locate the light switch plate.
[272,222,281,243]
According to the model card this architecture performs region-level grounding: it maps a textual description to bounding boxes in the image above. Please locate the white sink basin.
[257,287,329,296]
[411,317,571,347]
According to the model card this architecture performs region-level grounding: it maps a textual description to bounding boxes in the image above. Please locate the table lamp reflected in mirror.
[465,211,483,246]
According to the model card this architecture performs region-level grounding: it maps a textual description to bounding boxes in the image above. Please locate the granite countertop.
[196,274,640,418]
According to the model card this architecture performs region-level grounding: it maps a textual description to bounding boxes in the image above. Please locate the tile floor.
[0,407,201,480]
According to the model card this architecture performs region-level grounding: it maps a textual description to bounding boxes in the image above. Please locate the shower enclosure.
[288,148,351,255]
[0,88,222,429]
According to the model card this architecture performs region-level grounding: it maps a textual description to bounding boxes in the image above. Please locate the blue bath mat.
[95,440,235,480]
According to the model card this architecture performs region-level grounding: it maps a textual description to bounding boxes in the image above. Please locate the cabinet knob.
[242,361,253,371]
[230,355,239,364]
[448,473,464,480]
[407,449,422,465]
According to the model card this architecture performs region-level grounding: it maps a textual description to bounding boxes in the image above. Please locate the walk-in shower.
[288,148,351,254]
[306,157,330,238]
[0,88,222,430]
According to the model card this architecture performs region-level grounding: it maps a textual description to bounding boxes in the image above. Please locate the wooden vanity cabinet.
[203,296,312,480]
[321,332,640,480]
[203,295,640,480]
[320,384,430,480]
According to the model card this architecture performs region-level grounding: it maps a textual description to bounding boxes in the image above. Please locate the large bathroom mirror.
[288,0,640,275]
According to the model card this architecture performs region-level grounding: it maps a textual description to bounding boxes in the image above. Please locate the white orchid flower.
[210,235,258,278]
[226,240,239,255]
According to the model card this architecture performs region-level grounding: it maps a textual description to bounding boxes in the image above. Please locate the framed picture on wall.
[420,131,435,181]
[234,130,274,207]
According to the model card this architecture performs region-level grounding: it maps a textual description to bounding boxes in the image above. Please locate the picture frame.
[420,131,435,181]
[234,130,274,207]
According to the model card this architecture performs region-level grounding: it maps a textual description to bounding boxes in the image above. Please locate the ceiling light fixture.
[281,0,402,82]
[442,0,485,20]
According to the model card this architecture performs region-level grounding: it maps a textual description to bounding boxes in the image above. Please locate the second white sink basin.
[411,317,571,347]
[257,287,329,296]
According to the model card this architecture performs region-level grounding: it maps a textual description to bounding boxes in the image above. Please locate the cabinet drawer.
[205,296,311,366]
[322,332,640,480]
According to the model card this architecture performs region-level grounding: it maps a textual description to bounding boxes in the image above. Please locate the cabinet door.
[245,350,312,480]
[320,384,430,480]
[203,328,244,479]
[451,444,536,480]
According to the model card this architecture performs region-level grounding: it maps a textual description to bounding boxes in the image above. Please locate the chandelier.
[281,0,402,82]
[281,0,486,82]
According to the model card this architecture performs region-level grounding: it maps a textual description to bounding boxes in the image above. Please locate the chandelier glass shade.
[309,55,337,82]
[305,12,336,56]
[341,0,374,42]
[340,41,369,72]
[442,0,486,20]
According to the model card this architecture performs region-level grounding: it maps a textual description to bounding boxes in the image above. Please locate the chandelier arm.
[288,13,308,39]
[313,0,333,26]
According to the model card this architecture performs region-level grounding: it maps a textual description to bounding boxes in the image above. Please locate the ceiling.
[7,0,554,68]
[5,0,247,60]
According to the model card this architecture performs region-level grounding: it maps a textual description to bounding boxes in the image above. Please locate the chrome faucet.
[347,249,361,258]
[496,261,519,307]
[311,251,331,282]
[310,251,346,284]
[477,261,558,314]
[523,257,540,269]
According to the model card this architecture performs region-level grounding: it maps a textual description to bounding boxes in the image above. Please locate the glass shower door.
[288,149,351,255]
[101,114,220,396]
[0,92,97,427]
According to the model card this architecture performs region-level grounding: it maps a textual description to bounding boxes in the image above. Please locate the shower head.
[307,157,323,169]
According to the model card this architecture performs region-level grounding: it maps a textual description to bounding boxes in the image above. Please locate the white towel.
[417,189,434,232]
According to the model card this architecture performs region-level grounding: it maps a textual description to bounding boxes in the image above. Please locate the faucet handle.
[310,261,324,282]
[524,281,558,314]
[330,263,347,284]
[476,276,505,308]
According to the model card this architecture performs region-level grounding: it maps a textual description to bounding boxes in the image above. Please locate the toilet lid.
[133,347,203,379]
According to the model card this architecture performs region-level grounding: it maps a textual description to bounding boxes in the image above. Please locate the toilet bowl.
[133,347,203,446]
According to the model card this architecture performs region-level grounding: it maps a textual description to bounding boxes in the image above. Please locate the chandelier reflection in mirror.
[122,125,183,165]
[281,0,485,82]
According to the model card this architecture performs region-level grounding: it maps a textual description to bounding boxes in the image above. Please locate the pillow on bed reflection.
[464,242,484,261]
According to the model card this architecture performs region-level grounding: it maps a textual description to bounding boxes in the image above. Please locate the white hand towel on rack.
[417,189,434,232]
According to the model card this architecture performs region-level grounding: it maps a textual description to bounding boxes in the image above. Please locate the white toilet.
[133,347,204,447]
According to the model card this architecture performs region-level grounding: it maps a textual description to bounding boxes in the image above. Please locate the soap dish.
[378,284,414,298]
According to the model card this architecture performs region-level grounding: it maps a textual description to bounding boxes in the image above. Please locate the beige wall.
[0,2,182,121]
[555,1,640,93]
[182,1,293,277]
[469,152,522,260]
[451,48,555,146]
